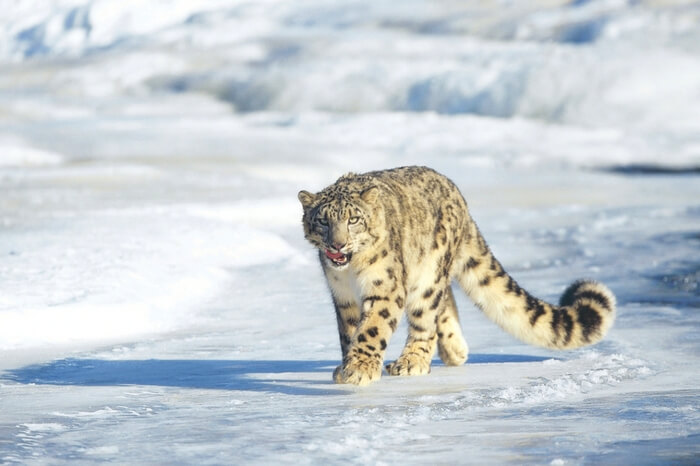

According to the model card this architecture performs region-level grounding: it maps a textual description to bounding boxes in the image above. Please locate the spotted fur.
[299,166,616,386]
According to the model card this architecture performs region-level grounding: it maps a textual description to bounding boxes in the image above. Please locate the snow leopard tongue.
[325,249,346,261]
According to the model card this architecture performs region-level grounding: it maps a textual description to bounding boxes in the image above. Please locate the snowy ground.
[1,0,699,464]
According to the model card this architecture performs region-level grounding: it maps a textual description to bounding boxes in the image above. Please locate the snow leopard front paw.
[334,356,382,386]
[385,352,431,376]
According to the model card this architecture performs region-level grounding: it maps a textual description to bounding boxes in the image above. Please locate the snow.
[1,0,699,464]
[0,136,64,168]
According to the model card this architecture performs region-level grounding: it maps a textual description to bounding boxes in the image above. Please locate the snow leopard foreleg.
[332,298,361,360]
[335,263,406,386]
[386,282,457,376]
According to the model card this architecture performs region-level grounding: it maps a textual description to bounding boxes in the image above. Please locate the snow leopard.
[298,166,616,386]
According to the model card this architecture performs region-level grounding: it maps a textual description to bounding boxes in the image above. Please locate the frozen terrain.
[1,0,699,464]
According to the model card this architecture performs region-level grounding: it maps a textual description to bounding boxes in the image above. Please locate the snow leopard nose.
[331,241,346,251]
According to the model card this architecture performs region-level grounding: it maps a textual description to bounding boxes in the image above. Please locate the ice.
[20,424,67,433]
[1,0,699,464]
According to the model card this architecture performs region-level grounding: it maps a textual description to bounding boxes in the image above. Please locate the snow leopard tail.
[455,224,616,350]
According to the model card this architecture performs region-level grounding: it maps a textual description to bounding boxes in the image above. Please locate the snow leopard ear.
[360,186,379,204]
[298,190,317,208]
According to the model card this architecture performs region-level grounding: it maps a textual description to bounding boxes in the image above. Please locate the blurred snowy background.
[1,0,699,464]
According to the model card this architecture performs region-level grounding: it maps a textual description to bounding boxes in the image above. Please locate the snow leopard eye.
[318,217,328,226]
[348,216,360,225]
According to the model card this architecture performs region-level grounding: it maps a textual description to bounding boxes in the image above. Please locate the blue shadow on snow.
[3,354,553,396]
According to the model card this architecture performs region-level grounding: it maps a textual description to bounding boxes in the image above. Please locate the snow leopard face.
[298,184,381,269]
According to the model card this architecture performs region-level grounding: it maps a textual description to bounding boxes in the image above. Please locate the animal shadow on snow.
[4,354,552,396]
[5,359,343,396]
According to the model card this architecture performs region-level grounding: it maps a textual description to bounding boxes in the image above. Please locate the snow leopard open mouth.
[325,249,351,267]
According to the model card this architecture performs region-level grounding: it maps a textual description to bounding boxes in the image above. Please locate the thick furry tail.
[456,226,616,350]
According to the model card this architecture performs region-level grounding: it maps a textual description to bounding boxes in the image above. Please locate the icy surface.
[1,0,699,464]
